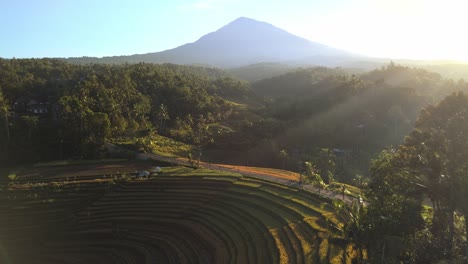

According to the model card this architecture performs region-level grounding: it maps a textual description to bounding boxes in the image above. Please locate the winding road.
[106,143,360,205]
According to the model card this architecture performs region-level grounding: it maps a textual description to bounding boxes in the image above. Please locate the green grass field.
[0,165,360,264]
[114,134,194,158]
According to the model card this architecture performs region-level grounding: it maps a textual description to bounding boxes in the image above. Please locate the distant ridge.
[66,17,361,67]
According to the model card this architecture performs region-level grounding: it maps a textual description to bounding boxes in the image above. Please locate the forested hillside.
[239,64,468,181]
[0,59,248,164]
[2,58,468,262]
[2,59,467,184]
[227,63,294,82]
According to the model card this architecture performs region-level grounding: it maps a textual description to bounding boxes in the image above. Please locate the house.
[27,100,48,114]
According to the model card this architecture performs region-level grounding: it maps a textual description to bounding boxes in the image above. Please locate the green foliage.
[359,93,468,262]
[304,161,326,193]
[7,174,16,181]
[116,133,194,158]
[0,90,10,155]
[333,199,367,262]
[0,59,242,164]
[364,150,424,262]
[252,66,349,98]
[155,103,170,132]
[328,182,361,199]
[2,59,468,197]
[396,92,468,262]
[361,62,468,99]
[228,62,293,82]
[210,77,251,99]
[225,62,468,181]
[236,64,431,179]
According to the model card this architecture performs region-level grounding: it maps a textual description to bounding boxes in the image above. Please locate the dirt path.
[107,143,361,205]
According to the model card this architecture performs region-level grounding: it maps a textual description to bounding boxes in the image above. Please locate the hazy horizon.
[2,0,468,62]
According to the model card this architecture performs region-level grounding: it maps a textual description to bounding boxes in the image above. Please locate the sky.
[1,0,468,61]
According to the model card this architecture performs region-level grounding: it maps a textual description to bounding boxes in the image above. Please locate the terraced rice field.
[0,166,359,264]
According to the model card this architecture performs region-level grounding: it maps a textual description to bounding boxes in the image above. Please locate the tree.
[87,112,111,143]
[19,115,39,141]
[304,161,325,195]
[0,58,239,165]
[364,150,424,262]
[0,91,10,151]
[333,198,367,263]
[398,92,468,261]
[59,95,91,133]
[193,115,213,164]
[445,102,468,258]
[353,174,368,189]
[316,148,335,183]
[279,149,288,169]
[156,103,170,131]
[386,104,407,139]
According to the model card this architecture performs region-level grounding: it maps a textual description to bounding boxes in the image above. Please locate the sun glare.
[301,0,468,61]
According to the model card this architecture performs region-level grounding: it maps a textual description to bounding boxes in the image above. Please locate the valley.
[1,12,468,263]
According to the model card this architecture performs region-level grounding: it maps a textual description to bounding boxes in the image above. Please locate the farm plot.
[0,166,359,264]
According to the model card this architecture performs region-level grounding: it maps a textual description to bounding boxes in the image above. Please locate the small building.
[27,100,48,114]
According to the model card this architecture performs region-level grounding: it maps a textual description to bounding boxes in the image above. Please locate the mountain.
[67,17,362,67]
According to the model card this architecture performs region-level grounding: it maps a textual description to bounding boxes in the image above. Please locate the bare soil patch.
[16,160,160,180]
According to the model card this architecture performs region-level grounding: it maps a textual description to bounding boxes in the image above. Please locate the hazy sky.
[1,0,467,60]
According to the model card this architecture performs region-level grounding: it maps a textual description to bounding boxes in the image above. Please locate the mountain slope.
[67,17,359,67]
